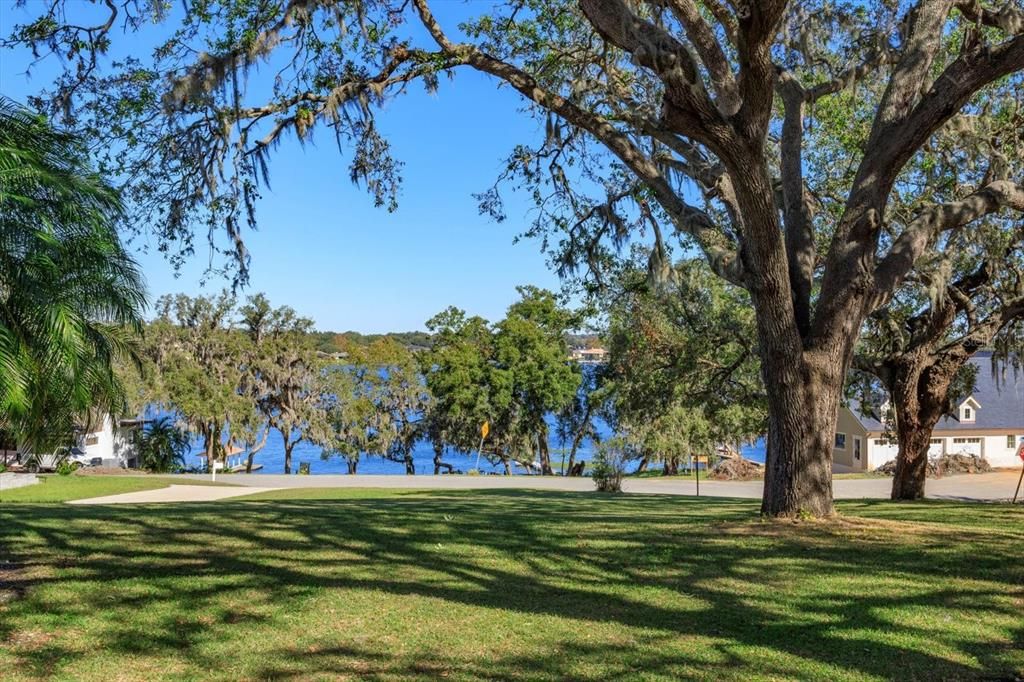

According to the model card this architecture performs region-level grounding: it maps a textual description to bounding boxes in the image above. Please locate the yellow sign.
[481,421,490,439]
[694,455,708,463]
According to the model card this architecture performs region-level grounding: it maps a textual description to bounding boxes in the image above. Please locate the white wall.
[80,415,140,467]
[81,414,115,463]
[981,434,1023,468]
[865,438,899,470]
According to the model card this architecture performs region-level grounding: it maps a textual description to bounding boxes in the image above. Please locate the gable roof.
[852,352,1024,432]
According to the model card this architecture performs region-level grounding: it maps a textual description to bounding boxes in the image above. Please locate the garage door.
[949,438,981,457]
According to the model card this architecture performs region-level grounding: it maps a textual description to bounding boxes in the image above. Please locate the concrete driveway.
[69,484,278,505]
[170,470,1024,502]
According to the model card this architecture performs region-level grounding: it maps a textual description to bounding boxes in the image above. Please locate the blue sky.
[0,2,561,333]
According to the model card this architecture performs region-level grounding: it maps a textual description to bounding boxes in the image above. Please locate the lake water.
[184,420,767,475]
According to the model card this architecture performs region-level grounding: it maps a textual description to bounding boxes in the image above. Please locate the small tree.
[592,437,635,493]
[357,339,431,475]
[493,287,582,475]
[239,294,330,474]
[144,293,255,469]
[135,416,190,473]
[602,255,765,474]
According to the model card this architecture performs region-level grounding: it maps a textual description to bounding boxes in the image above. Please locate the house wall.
[860,431,1024,470]
[81,414,116,464]
[113,427,138,468]
[79,416,140,467]
[833,408,869,472]
[979,434,1023,468]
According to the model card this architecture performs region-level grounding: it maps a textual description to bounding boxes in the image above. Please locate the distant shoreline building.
[569,346,608,364]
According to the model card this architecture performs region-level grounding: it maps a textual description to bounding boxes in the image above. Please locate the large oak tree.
[9,0,1024,514]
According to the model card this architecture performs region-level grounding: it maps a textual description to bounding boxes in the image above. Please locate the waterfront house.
[833,352,1024,472]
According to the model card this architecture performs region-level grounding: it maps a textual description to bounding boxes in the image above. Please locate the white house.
[14,413,144,471]
[76,414,146,468]
[833,352,1024,472]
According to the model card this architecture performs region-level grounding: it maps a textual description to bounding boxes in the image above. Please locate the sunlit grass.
[1,490,1021,680]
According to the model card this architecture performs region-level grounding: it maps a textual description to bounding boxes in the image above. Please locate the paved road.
[169,471,1024,502]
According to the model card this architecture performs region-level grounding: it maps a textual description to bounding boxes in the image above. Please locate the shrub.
[55,460,77,476]
[136,417,190,473]
[592,440,632,493]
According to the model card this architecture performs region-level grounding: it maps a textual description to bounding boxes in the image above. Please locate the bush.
[592,441,631,493]
[136,417,190,473]
[55,460,78,476]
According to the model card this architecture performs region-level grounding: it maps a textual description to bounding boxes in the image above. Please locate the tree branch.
[778,69,814,336]
[873,180,1024,300]
[662,0,740,115]
[576,0,732,151]
[412,0,745,285]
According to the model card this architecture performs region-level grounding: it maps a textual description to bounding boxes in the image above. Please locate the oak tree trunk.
[888,353,959,501]
[283,439,294,474]
[760,351,842,517]
[892,426,933,500]
[635,456,648,474]
[662,457,679,476]
[346,459,358,475]
[432,443,453,474]
[538,424,553,475]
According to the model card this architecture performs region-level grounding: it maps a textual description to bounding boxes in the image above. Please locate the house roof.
[853,352,1024,432]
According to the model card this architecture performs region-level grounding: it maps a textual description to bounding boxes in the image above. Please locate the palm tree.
[0,97,146,454]
[135,417,191,473]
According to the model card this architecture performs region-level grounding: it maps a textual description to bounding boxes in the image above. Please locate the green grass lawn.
[1,490,1021,681]
[0,474,232,503]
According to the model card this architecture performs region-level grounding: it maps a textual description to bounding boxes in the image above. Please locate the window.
[874,439,889,446]
[84,434,99,446]
[963,407,972,421]
[835,433,847,450]
[930,439,942,445]
[854,438,862,461]
[1009,435,1019,449]
[952,437,981,444]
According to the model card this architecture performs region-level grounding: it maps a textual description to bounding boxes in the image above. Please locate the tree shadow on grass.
[1,492,1022,680]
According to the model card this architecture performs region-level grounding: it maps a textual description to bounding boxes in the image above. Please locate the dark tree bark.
[346,459,358,475]
[538,424,553,476]
[759,351,843,516]
[884,351,961,499]
[432,443,453,474]
[283,437,295,475]
[635,456,649,474]
[662,456,679,476]
[857,262,1024,500]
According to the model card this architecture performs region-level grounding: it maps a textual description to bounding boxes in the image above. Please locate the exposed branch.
[576,0,731,151]
[873,180,1024,300]
[412,0,745,285]
[662,0,740,115]
[777,69,814,336]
